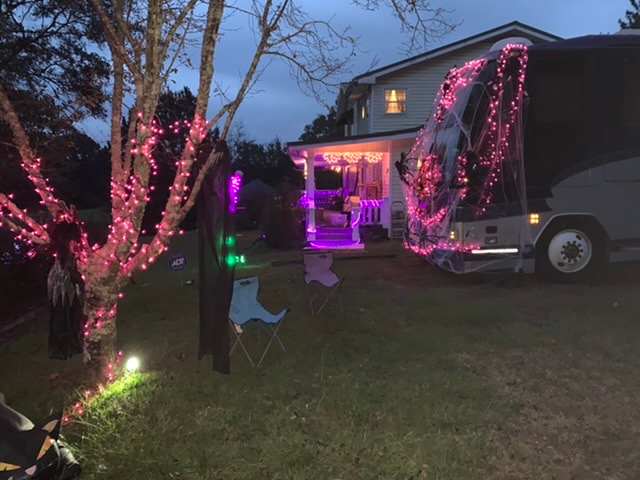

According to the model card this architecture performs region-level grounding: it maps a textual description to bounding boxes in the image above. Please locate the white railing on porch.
[359,198,390,227]
[301,192,391,244]
[359,199,381,225]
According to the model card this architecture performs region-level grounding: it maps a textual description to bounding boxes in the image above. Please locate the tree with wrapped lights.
[0,0,455,370]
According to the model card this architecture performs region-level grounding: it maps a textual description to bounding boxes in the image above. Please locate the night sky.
[81,0,632,144]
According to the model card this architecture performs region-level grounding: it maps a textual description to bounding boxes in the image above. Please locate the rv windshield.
[403,44,530,269]
[427,59,497,193]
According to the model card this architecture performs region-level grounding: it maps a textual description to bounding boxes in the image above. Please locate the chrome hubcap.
[547,229,592,273]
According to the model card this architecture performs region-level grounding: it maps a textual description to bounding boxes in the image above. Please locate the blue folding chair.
[229,277,289,367]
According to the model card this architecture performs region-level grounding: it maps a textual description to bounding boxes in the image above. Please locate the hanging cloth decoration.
[47,218,85,360]
[197,140,238,374]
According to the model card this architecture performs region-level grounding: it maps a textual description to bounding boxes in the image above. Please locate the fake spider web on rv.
[397,44,533,273]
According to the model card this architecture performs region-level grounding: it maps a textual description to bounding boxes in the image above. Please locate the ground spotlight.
[125,356,141,373]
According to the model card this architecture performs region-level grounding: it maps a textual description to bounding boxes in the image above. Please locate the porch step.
[316,235,353,241]
[318,226,351,233]
[307,239,365,251]
[316,227,353,241]
[391,228,404,240]
[391,218,406,240]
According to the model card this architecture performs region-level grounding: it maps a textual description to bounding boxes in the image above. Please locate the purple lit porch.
[290,144,391,250]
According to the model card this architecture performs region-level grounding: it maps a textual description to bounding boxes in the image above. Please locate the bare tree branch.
[0,0,457,364]
[0,83,65,217]
[88,0,143,81]
[195,0,225,117]
[0,193,49,244]
[352,0,457,52]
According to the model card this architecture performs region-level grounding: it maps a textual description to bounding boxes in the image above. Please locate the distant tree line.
[230,126,303,189]
[620,0,640,28]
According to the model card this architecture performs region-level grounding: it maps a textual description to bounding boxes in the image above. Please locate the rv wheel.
[536,218,607,282]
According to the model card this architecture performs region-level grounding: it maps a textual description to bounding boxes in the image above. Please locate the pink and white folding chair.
[303,252,344,316]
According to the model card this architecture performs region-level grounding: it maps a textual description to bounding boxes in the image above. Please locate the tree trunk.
[83,281,119,375]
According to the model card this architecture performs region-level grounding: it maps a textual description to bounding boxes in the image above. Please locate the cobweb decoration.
[398,44,530,268]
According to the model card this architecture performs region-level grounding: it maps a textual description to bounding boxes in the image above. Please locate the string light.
[228,171,243,214]
[402,44,529,261]
[1,111,216,362]
[226,254,246,267]
[323,152,383,165]
[62,351,125,426]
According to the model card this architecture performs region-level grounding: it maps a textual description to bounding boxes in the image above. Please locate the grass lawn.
[2,232,640,479]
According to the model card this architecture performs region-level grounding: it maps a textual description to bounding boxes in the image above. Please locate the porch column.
[305,155,316,241]
[351,163,361,244]
[351,203,361,243]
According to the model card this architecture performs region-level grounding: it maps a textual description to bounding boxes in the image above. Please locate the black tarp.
[197,141,235,374]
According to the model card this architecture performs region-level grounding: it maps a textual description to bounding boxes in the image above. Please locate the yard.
[2,233,640,479]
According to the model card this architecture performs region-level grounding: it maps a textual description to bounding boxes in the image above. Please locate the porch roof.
[288,126,420,166]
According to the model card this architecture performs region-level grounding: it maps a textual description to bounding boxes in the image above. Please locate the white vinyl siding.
[382,152,390,198]
[370,42,493,133]
[389,138,416,210]
[354,96,370,135]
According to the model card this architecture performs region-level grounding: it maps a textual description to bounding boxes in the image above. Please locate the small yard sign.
[169,254,187,271]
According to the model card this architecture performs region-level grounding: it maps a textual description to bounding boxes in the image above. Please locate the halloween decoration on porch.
[198,141,242,374]
[397,44,530,272]
[47,215,85,360]
[0,393,80,480]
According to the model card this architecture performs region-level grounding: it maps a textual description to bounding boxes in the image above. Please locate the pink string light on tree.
[0,102,220,370]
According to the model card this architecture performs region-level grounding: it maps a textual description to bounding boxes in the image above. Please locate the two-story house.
[288,21,561,249]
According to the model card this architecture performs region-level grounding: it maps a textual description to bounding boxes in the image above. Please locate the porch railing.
[359,198,389,226]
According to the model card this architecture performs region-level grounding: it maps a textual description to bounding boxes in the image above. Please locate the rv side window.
[532,62,583,123]
[524,54,587,193]
[591,51,640,156]
[622,56,640,130]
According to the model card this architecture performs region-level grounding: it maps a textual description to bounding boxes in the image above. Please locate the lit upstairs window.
[385,89,407,114]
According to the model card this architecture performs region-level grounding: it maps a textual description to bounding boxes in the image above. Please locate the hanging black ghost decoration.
[197,140,235,374]
[0,394,80,480]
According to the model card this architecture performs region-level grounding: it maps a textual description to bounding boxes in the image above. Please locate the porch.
[292,145,391,250]
[289,128,419,250]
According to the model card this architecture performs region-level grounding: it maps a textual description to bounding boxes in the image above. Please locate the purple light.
[360,199,382,208]
[313,189,341,200]
[298,191,308,208]
[351,210,361,228]
[228,171,243,214]
[309,240,364,250]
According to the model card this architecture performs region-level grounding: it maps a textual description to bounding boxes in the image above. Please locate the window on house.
[360,97,370,120]
[385,89,407,114]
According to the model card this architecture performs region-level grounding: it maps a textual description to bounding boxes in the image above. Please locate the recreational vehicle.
[400,32,640,280]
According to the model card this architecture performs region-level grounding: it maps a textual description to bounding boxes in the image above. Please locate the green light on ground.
[226,254,246,267]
